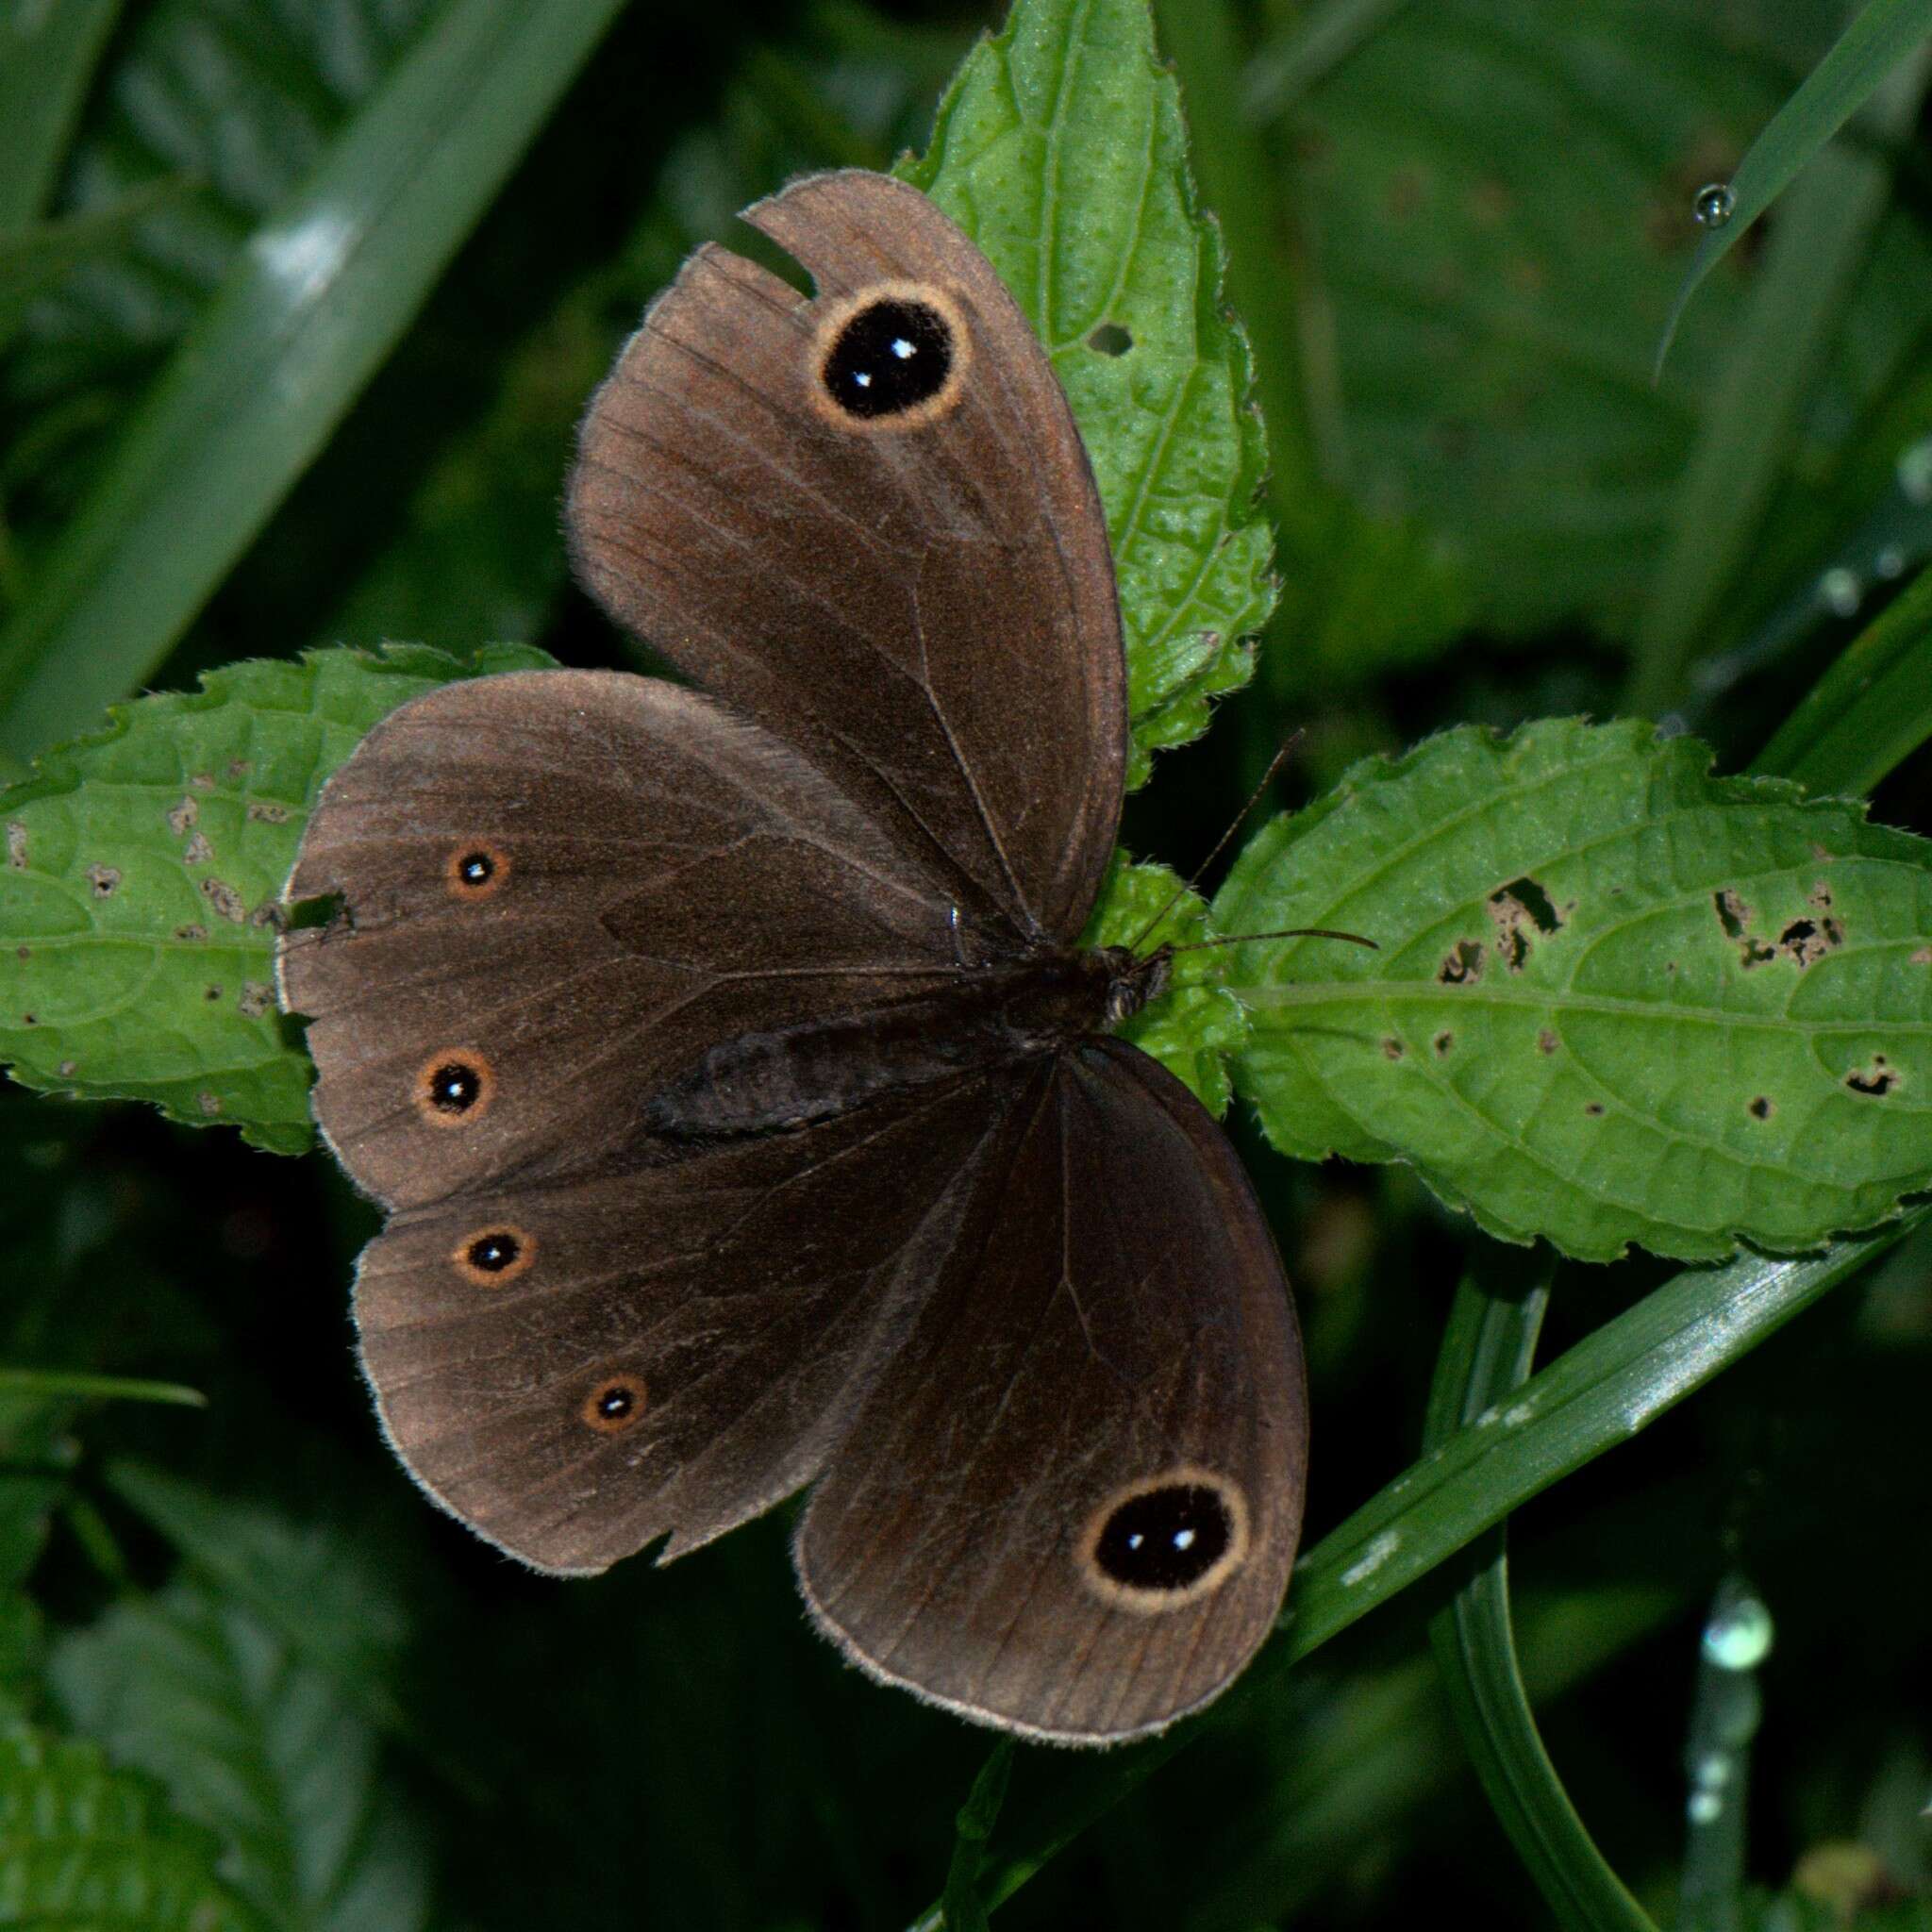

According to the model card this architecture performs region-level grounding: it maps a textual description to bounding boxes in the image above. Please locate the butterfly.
[277,169,1307,1744]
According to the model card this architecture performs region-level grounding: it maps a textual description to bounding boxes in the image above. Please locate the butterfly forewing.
[280,670,963,1211]
[795,1040,1306,1743]
[567,170,1124,944]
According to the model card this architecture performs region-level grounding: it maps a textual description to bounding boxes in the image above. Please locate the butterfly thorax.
[644,943,1172,1142]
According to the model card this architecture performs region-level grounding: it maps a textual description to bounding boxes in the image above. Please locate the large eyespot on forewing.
[808,279,972,430]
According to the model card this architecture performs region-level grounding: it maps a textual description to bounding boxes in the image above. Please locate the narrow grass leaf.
[0,1369,203,1407]
[0,0,625,766]
[0,0,120,229]
[1752,565,1932,797]
[0,642,550,1148]
[1653,0,1932,377]
[898,0,1274,783]
[1424,1267,1659,1932]
[1216,718,1932,1261]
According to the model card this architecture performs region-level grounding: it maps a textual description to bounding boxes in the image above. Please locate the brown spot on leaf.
[249,901,288,932]
[58,1060,76,1077]
[204,985,223,1002]
[246,802,290,824]
[225,758,251,779]
[1382,1037,1405,1060]
[1809,842,1831,861]
[21,1013,36,1026]
[1487,877,1562,973]
[238,982,275,1019]
[1845,1055,1899,1097]
[166,797,199,836]
[1537,1028,1558,1055]
[15,946,26,961]
[84,865,120,897]
[1748,1096,1774,1120]
[1434,1031,1455,1056]
[173,924,208,942]
[1584,1102,1606,1117]
[5,823,25,869]
[1713,890,1751,939]
[196,1090,223,1115]
[200,878,247,924]
[1439,941,1485,986]
[1777,918,1842,970]
[189,773,215,791]
[1914,947,1932,965]
[1807,881,1833,911]
[182,831,213,866]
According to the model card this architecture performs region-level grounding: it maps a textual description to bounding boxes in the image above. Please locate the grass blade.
[1653,0,1932,378]
[1424,1264,1660,1932]
[0,0,628,769]
[0,0,120,229]
[0,1367,204,1407]
[1750,563,1932,794]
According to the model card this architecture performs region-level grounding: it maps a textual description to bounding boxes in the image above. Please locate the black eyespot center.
[1095,1483,1232,1591]
[822,294,955,419]
[429,1062,480,1112]
[414,1049,494,1126]
[446,841,508,899]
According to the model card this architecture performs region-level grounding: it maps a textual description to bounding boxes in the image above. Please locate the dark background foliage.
[3,2,1931,1927]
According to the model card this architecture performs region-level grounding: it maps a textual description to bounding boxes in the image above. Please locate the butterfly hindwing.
[794,1040,1307,1743]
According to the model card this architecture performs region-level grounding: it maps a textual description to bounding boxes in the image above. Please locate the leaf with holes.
[0,643,554,1151]
[0,1722,272,1932]
[1214,717,1932,1261]
[899,0,1274,784]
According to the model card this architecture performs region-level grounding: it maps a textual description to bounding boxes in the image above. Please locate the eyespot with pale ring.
[808,280,971,432]
[581,1374,646,1435]
[413,1050,494,1127]
[1075,1466,1250,1613]
[451,1225,535,1286]
[445,841,509,901]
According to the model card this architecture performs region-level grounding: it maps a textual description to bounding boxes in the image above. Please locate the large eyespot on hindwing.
[809,279,971,431]
[412,1050,495,1128]
[450,1224,536,1286]
[1076,1467,1251,1613]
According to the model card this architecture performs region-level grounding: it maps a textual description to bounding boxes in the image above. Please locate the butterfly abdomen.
[642,949,1153,1142]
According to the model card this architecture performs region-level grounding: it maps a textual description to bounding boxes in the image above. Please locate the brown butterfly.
[277,170,1307,1744]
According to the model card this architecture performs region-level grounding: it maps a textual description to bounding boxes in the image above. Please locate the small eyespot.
[414,1051,494,1126]
[581,1375,646,1434]
[1077,1467,1250,1613]
[452,1225,535,1285]
[810,281,970,430]
[446,841,508,901]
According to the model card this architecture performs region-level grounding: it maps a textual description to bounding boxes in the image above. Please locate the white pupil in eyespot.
[1126,1532,1144,1551]
[891,337,915,358]
[854,371,872,387]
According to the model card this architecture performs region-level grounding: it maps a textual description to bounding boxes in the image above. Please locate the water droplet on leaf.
[1692,182,1735,227]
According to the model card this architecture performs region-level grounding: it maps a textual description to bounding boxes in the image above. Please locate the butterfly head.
[1094,943,1173,1030]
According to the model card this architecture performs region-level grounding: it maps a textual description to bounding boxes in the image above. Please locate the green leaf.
[0,0,628,766]
[1654,0,1932,375]
[1752,564,1932,796]
[1283,0,1932,644]
[0,184,193,358]
[899,0,1274,784]
[0,0,119,230]
[0,1371,202,1408]
[0,1721,271,1931]
[49,1565,429,1932]
[1214,717,1932,1261]
[1080,854,1248,1112]
[0,642,551,1149]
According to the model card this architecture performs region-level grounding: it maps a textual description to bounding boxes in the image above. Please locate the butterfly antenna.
[1126,731,1305,953]
[1167,926,1378,956]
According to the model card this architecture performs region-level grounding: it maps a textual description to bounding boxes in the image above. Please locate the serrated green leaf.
[0,642,553,1148]
[899,0,1274,784]
[49,1569,430,1932]
[1215,718,1932,1261]
[0,1721,271,1931]
[1081,854,1248,1112]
